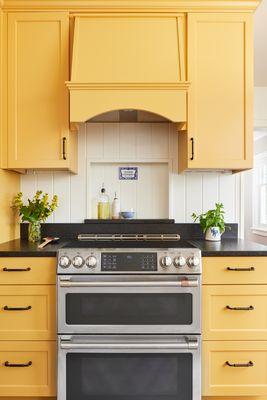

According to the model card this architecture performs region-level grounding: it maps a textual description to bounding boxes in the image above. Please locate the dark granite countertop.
[0,239,68,257]
[190,239,267,257]
[0,238,266,257]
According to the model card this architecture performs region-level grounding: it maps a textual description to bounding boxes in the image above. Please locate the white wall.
[21,122,241,226]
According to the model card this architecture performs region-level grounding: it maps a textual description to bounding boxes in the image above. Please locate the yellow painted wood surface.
[0,285,56,340]
[179,13,253,171]
[203,285,267,340]
[0,257,56,285]
[202,341,267,397]
[0,0,261,12]
[71,14,186,83]
[7,12,77,172]
[203,257,267,285]
[0,170,19,243]
[0,341,56,397]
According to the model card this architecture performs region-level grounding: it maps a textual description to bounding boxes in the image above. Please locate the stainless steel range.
[57,234,202,400]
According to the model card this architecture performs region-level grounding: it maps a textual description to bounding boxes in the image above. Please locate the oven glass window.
[66,293,192,325]
[66,353,192,400]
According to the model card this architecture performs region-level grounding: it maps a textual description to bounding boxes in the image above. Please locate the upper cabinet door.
[179,13,253,172]
[7,12,77,171]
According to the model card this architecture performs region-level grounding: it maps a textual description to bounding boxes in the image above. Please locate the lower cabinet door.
[202,341,267,397]
[0,341,56,397]
[203,285,267,340]
[0,285,56,340]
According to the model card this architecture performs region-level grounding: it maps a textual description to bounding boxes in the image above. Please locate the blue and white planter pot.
[205,227,221,241]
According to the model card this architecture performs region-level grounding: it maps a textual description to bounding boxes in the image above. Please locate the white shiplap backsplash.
[20,122,241,226]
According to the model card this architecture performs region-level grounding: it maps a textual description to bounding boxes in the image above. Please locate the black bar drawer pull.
[226,305,254,311]
[3,267,31,272]
[227,267,255,272]
[226,361,254,368]
[62,137,67,160]
[4,361,32,368]
[3,305,32,311]
[190,137,194,160]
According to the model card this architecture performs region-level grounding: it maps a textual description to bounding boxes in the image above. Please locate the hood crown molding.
[1,0,261,11]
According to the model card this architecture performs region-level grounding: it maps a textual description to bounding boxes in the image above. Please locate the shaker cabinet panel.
[0,285,56,340]
[0,340,56,397]
[7,12,77,171]
[202,257,267,285]
[179,13,253,172]
[202,341,267,397]
[203,285,267,340]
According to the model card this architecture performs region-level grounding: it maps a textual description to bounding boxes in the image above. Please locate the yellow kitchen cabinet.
[0,340,56,397]
[202,341,267,397]
[203,285,267,340]
[0,285,56,340]
[203,257,267,285]
[7,12,77,172]
[179,13,253,172]
[0,257,56,285]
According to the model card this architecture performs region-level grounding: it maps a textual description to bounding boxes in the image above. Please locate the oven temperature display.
[101,253,157,271]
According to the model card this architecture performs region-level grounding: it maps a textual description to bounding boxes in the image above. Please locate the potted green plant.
[191,203,227,241]
[13,191,58,243]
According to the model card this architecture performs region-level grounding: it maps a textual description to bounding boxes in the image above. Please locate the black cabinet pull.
[227,267,255,272]
[226,361,254,368]
[3,267,31,272]
[190,137,194,160]
[4,361,32,368]
[62,137,67,160]
[226,305,254,311]
[3,305,32,311]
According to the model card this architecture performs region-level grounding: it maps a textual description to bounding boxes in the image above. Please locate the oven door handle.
[59,279,199,288]
[60,341,199,351]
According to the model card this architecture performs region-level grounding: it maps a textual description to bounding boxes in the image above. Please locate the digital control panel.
[101,252,157,271]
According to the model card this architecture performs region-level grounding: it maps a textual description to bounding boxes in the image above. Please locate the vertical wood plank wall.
[20,122,241,225]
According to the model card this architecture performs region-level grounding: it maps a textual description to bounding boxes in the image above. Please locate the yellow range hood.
[66,14,189,123]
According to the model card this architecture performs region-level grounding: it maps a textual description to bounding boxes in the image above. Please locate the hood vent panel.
[67,14,189,123]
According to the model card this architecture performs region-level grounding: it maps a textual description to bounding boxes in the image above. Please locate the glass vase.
[28,221,41,243]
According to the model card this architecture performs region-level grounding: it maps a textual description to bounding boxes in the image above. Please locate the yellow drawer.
[203,257,267,285]
[0,285,56,340]
[0,257,56,285]
[202,341,267,397]
[203,285,267,340]
[0,340,56,397]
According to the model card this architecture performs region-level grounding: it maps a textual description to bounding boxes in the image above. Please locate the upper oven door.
[57,275,201,334]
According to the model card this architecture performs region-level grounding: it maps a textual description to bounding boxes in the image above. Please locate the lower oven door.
[58,334,201,400]
[57,275,201,334]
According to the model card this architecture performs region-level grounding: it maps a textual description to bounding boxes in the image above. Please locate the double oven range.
[57,234,202,400]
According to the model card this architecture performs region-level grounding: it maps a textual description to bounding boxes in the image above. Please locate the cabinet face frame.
[7,12,77,172]
[179,12,253,172]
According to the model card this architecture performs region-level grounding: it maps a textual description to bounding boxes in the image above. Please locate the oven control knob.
[187,256,200,268]
[86,255,97,269]
[59,256,71,268]
[160,256,172,268]
[72,256,84,268]
[173,256,186,268]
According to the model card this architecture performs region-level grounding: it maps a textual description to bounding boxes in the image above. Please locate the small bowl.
[120,211,135,219]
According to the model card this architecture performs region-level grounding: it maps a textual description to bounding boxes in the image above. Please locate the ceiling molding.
[1,0,261,12]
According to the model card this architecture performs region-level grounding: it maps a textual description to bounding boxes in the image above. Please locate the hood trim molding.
[67,84,189,123]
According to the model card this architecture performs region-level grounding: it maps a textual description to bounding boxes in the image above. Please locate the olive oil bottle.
[97,185,110,219]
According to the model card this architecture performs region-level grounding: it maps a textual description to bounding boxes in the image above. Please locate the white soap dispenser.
[112,192,120,220]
